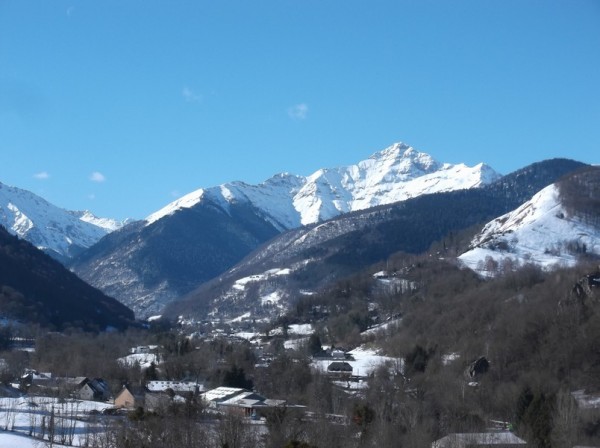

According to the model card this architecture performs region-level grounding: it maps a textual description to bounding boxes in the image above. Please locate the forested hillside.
[0,225,135,331]
[274,250,600,446]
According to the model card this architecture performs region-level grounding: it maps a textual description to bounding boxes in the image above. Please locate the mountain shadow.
[0,225,135,331]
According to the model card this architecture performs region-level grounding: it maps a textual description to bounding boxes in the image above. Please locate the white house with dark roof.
[146,380,203,394]
[201,387,293,417]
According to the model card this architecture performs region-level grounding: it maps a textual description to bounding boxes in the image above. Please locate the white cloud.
[33,171,49,180]
[288,103,308,120]
[89,171,106,183]
[182,86,202,103]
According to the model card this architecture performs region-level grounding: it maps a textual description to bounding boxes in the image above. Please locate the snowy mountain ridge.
[165,159,592,322]
[459,183,600,275]
[146,142,500,228]
[0,181,128,261]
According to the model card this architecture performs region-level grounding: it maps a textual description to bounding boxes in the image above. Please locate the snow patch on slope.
[459,184,600,275]
[71,210,129,232]
[209,267,293,317]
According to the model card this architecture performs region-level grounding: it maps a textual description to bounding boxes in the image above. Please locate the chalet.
[114,386,144,409]
[432,432,527,448]
[58,376,88,395]
[25,375,111,401]
[19,369,52,391]
[77,378,111,401]
[201,387,290,418]
[327,361,353,378]
[144,380,202,411]
[22,373,89,397]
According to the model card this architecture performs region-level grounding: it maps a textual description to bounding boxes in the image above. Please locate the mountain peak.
[371,142,413,160]
[366,142,440,176]
[379,141,411,154]
[0,181,123,260]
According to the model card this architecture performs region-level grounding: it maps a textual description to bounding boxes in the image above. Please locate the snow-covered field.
[0,431,59,448]
[117,353,159,369]
[0,396,114,448]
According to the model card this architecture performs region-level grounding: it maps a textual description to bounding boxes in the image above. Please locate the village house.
[19,370,110,402]
[201,387,290,418]
[144,380,204,412]
[327,361,353,378]
[114,386,144,409]
[19,369,52,392]
[77,378,111,401]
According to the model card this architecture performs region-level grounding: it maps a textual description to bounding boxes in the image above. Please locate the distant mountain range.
[0,181,130,263]
[1,141,595,325]
[164,158,593,322]
[69,142,500,317]
[146,142,500,229]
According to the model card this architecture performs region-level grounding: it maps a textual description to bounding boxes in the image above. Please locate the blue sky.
[1,1,599,220]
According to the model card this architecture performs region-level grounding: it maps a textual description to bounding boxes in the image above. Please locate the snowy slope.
[0,396,115,448]
[0,181,126,260]
[146,142,500,228]
[459,184,600,275]
[311,346,401,377]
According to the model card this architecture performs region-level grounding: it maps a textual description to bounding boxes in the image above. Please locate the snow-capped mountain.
[71,210,131,232]
[147,142,500,229]
[0,181,127,261]
[73,141,500,318]
[459,181,600,275]
[165,159,591,322]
